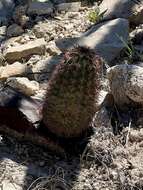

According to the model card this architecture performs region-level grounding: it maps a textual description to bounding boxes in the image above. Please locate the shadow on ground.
[0,133,82,189]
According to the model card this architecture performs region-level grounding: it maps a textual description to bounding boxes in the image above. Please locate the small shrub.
[117,35,141,63]
[88,8,106,23]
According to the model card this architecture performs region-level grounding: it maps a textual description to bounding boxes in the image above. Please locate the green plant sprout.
[88,8,107,23]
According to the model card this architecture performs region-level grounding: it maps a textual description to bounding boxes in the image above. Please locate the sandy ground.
[0,125,143,190]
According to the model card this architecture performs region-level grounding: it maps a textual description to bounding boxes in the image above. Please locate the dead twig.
[125,120,132,147]
[27,167,71,190]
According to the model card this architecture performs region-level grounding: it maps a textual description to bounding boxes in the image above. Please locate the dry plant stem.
[125,120,132,147]
[27,174,71,190]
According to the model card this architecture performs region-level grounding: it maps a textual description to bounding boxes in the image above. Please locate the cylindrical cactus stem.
[42,47,103,138]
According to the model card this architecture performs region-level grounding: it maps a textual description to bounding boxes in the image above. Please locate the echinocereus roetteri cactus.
[42,47,103,138]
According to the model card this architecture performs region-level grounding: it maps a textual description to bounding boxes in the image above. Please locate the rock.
[99,0,133,20]
[0,25,6,36]
[0,86,65,154]
[56,2,81,12]
[93,106,111,128]
[56,18,129,62]
[135,109,143,127]
[53,0,66,4]
[107,64,143,107]
[96,90,108,109]
[0,25,6,42]
[33,88,46,100]
[129,128,143,143]
[0,53,5,66]
[79,18,129,62]
[0,85,42,126]
[39,161,45,167]
[4,38,46,63]
[2,180,17,190]
[7,77,39,96]
[27,55,41,65]
[46,41,61,55]
[6,24,24,37]
[0,0,15,25]
[13,5,29,27]
[99,0,143,25]
[134,45,143,55]
[2,33,34,47]
[33,0,51,2]
[18,15,29,27]
[130,2,143,25]
[15,0,30,6]
[93,91,114,128]
[0,62,29,79]
[130,25,143,45]
[32,22,51,40]
[27,1,53,16]
[32,55,62,81]
[0,17,7,26]
[13,5,27,20]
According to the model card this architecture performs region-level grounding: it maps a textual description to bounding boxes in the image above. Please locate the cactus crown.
[42,47,103,138]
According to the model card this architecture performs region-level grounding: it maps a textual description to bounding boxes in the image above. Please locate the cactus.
[42,47,102,138]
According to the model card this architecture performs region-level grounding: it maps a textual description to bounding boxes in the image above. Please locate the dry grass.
[27,167,71,190]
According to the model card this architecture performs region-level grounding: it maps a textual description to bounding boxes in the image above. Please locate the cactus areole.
[42,47,102,138]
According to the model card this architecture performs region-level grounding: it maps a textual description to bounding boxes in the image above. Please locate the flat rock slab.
[56,18,129,62]
[27,1,53,16]
[7,77,40,96]
[0,62,28,79]
[4,38,46,63]
[55,2,81,12]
